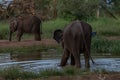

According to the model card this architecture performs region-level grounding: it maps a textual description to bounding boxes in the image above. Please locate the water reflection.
[10,52,42,61]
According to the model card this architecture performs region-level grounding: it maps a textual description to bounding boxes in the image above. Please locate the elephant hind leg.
[84,51,90,68]
[70,54,75,66]
[60,48,70,67]
[72,53,81,68]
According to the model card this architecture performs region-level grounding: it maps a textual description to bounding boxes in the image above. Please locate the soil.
[0,39,58,48]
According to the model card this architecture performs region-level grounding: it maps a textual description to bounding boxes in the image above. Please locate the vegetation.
[0,66,118,80]
[57,0,98,20]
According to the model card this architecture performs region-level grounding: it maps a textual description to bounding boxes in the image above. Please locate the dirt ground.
[0,39,57,48]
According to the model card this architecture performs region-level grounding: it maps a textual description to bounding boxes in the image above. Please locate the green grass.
[89,17,120,36]
[0,67,39,80]
[0,44,58,53]
[0,21,9,39]
[0,66,118,80]
[42,18,69,38]
[0,67,88,79]
[91,37,120,55]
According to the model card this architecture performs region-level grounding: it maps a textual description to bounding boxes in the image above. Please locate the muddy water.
[0,52,120,72]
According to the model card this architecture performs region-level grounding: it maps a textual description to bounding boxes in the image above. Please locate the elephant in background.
[9,15,42,41]
[53,20,94,68]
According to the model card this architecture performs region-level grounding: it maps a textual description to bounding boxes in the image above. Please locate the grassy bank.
[0,66,118,80]
[0,44,60,53]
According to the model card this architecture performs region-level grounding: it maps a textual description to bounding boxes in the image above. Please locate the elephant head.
[53,29,63,43]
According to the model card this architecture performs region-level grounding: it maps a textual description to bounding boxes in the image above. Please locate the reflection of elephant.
[53,20,94,68]
[9,16,42,41]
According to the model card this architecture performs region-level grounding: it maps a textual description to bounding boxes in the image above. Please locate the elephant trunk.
[9,31,12,41]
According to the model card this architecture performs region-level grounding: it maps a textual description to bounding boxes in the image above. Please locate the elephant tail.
[90,55,95,64]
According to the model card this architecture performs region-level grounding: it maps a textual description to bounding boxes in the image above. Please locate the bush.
[57,0,98,20]
[91,37,120,55]
[0,22,9,39]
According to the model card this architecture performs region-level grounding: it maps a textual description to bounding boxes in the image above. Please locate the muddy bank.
[0,39,57,48]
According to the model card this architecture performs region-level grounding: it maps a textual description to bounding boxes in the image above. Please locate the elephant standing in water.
[9,15,42,41]
[53,20,93,68]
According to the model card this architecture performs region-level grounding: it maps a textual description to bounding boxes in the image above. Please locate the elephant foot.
[35,37,41,41]
[35,39,41,41]
[70,61,75,66]
[59,63,66,67]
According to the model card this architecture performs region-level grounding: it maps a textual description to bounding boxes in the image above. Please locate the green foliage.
[40,69,64,77]
[35,0,51,10]
[89,17,120,36]
[91,37,120,55]
[0,22,9,39]
[0,66,119,79]
[57,0,98,20]
[0,67,21,80]
[112,0,120,14]
[42,18,69,38]
[0,67,39,80]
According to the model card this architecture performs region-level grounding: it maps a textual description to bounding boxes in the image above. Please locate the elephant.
[53,20,94,68]
[9,15,42,41]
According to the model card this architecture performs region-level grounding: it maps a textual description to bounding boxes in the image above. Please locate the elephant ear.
[9,18,18,32]
[53,29,63,43]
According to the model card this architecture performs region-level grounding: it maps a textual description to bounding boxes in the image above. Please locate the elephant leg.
[60,48,70,67]
[84,35,91,68]
[34,33,41,41]
[9,31,12,41]
[73,53,81,68]
[70,54,75,66]
[71,42,81,68]
[17,31,23,41]
[84,51,90,68]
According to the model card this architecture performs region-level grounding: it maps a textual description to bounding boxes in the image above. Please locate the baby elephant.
[9,15,42,41]
[53,20,93,68]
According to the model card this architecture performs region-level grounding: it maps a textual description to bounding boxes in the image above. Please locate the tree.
[112,0,120,15]
[57,0,98,20]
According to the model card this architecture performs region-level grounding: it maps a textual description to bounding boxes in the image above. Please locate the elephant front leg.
[16,31,23,41]
[60,49,70,67]
[9,31,12,41]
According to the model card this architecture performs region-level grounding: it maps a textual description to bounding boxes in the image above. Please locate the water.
[0,53,120,72]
